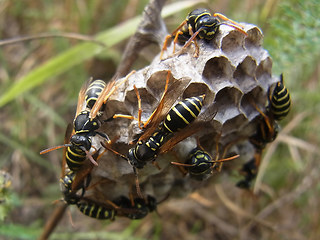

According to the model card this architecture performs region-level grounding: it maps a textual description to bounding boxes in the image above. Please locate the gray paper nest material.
[83,23,278,203]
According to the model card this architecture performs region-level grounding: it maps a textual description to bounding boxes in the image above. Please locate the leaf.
[0,0,205,107]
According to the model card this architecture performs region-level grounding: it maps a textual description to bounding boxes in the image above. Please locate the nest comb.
[77,23,279,208]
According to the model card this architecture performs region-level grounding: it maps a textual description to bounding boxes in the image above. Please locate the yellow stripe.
[87,85,104,91]
[66,155,83,164]
[189,97,202,112]
[96,206,102,218]
[172,107,190,125]
[274,91,289,102]
[181,100,197,118]
[277,85,286,95]
[271,100,290,109]
[68,148,85,158]
[163,121,173,133]
[89,205,95,217]
[194,12,210,22]
[273,108,290,116]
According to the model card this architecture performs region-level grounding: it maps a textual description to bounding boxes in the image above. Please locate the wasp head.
[70,134,91,151]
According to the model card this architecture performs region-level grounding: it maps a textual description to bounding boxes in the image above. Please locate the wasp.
[160,8,247,59]
[40,74,126,170]
[250,74,291,150]
[128,95,205,169]
[171,137,239,181]
[241,74,291,189]
[48,124,97,205]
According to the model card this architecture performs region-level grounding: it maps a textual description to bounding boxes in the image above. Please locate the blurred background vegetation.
[0,0,319,239]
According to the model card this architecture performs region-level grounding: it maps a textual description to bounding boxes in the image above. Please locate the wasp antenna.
[100,141,128,161]
[171,161,193,167]
[83,149,98,166]
[132,167,144,199]
[181,27,202,51]
[40,144,71,155]
[220,22,248,36]
[213,154,239,163]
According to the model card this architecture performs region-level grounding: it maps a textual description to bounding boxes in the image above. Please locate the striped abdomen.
[85,80,106,109]
[163,95,205,133]
[60,171,80,205]
[77,202,116,220]
[270,74,291,120]
[66,145,86,171]
[60,170,75,194]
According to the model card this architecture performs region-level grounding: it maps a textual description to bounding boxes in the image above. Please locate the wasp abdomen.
[85,80,106,109]
[270,74,291,120]
[66,146,87,171]
[77,202,116,220]
[163,95,205,133]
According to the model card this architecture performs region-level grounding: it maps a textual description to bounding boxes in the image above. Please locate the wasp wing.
[61,123,73,178]
[139,73,191,141]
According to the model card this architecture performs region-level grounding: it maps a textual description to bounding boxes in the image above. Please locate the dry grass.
[0,0,319,239]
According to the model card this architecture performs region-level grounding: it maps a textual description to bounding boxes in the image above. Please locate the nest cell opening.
[203,56,234,82]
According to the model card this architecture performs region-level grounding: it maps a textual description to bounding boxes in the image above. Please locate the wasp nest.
[82,23,278,208]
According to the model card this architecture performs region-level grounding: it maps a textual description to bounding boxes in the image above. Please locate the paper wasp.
[240,74,291,189]
[40,74,127,170]
[160,8,247,59]
[127,94,205,169]
[171,137,239,181]
[49,124,98,205]
[250,74,291,151]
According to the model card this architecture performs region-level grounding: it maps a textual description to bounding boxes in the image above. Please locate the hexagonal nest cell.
[64,22,281,219]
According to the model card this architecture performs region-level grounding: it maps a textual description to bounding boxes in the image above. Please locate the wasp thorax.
[74,111,100,133]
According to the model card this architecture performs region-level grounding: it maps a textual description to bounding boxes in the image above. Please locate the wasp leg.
[112,84,145,129]
[160,35,174,60]
[178,28,201,58]
[160,20,187,60]
[249,98,274,137]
